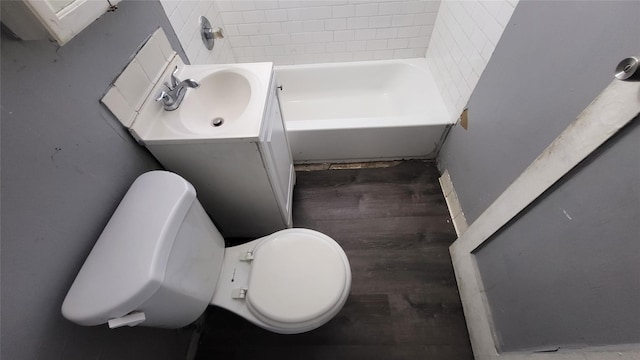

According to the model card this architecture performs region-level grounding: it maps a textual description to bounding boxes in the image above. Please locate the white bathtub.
[275,59,452,163]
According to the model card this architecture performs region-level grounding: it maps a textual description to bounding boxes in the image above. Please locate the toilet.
[61,171,351,334]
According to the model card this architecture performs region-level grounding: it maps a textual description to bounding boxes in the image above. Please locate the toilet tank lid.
[61,171,196,326]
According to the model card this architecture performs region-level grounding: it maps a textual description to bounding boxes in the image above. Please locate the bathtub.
[275,59,452,163]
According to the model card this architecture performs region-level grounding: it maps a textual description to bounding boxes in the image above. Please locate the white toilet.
[61,171,351,334]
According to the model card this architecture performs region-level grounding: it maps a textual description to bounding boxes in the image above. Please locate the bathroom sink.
[179,70,251,133]
[130,60,273,143]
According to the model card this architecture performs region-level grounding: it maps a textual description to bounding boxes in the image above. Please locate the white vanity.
[123,57,295,238]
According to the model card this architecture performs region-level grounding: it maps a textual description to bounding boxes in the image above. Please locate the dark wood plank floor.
[195,160,473,360]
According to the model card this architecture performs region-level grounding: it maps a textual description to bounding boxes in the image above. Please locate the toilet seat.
[245,229,351,332]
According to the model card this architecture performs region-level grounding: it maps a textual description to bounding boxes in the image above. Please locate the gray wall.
[476,120,640,351]
[437,0,640,353]
[1,1,193,359]
[438,0,640,223]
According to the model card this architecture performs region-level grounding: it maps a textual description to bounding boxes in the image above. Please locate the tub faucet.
[155,66,199,111]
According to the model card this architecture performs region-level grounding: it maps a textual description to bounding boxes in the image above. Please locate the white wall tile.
[354,28,376,40]
[306,42,325,54]
[221,12,244,24]
[375,27,398,39]
[313,53,332,63]
[282,21,304,33]
[373,49,393,59]
[102,28,177,128]
[304,20,325,32]
[290,32,307,44]
[391,14,414,27]
[250,34,271,46]
[265,45,285,56]
[352,52,371,61]
[397,26,420,38]
[332,5,356,18]
[232,1,256,12]
[216,0,233,12]
[225,24,239,35]
[347,17,369,29]
[255,1,279,10]
[238,23,260,35]
[303,6,333,20]
[325,18,347,30]
[270,33,291,44]
[162,0,442,66]
[346,40,366,51]
[153,29,176,61]
[365,39,387,51]
[168,8,186,34]
[393,48,414,58]
[334,29,355,41]
[325,41,346,53]
[176,0,198,22]
[101,86,136,127]
[355,3,378,17]
[242,10,266,23]
[388,38,409,49]
[265,9,288,22]
[414,12,438,25]
[259,22,282,34]
[114,59,152,110]
[160,1,180,17]
[333,52,353,62]
[160,0,237,65]
[377,2,400,16]
[135,36,169,84]
[368,15,391,28]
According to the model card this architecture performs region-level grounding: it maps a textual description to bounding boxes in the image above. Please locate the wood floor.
[195,160,473,360]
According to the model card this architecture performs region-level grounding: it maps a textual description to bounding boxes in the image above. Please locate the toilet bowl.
[61,171,351,334]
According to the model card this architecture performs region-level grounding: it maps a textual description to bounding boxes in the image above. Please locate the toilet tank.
[62,171,226,329]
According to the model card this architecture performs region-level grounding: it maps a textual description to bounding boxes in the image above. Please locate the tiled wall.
[426,0,518,120]
[160,0,440,65]
[102,28,177,127]
[216,0,440,64]
[159,0,236,64]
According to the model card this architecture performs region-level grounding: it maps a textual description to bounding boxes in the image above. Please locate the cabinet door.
[261,83,295,225]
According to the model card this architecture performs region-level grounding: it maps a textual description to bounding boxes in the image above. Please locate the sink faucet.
[155,66,199,111]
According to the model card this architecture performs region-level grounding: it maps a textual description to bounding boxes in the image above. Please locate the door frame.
[450,80,640,360]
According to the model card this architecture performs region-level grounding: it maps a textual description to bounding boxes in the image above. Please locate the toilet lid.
[246,229,348,324]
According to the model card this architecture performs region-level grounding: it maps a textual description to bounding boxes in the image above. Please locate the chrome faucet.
[155,66,199,111]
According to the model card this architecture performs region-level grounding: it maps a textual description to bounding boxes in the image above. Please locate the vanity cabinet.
[146,73,295,238]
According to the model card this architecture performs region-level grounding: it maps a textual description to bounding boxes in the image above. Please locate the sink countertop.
[130,57,273,144]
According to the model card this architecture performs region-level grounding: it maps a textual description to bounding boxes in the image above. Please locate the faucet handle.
[155,90,170,103]
[169,66,180,89]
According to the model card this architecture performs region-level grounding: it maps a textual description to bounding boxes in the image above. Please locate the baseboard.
[294,160,406,171]
[438,170,469,236]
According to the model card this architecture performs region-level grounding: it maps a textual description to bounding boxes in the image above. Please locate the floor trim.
[439,169,469,236]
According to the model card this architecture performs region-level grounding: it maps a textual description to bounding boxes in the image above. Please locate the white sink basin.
[130,59,273,143]
[179,70,251,133]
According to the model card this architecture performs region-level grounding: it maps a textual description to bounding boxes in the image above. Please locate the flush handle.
[108,312,146,329]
